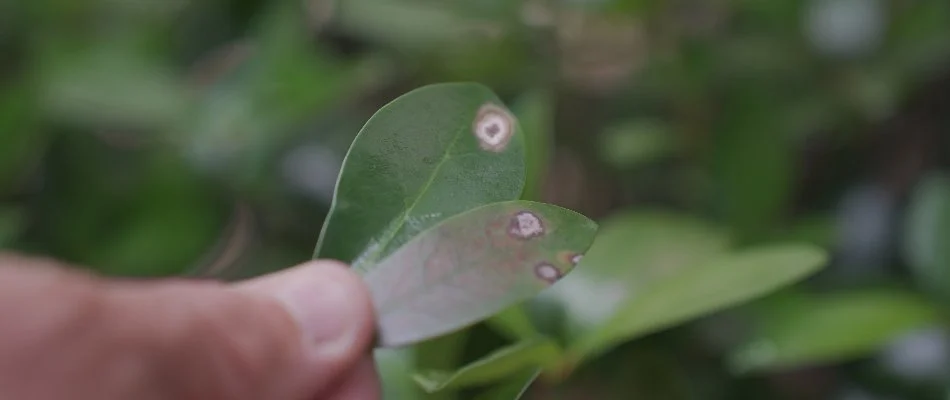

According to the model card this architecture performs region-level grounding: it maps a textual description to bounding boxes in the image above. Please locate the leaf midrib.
[354,122,469,272]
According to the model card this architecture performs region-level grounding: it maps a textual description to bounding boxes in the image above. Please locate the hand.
[0,252,380,400]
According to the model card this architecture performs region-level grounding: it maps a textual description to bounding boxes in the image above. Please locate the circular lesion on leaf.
[557,251,584,266]
[508,211,545,240]
[472,103,515,152]
[534,262,562,284]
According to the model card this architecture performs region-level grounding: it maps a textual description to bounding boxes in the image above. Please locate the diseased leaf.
[568,243,827,362]
[472,368,541,400]
[903,173,950,300]
[365,200,597,347]
[315,82,526,273]
[729,289,940,373]
[413,338,560,393]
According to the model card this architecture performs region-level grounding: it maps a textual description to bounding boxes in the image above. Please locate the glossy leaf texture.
[568,243,828,362]
[413,338,560,393]
[365,200,597,347]
[728,289,940,373]
[315,82,526,273]
[903,173,950,300]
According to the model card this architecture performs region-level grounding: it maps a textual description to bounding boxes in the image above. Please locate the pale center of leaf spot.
[472,103,514,152]
[571,254,583,265]
[534,262,561,283]
[508,211,545,239]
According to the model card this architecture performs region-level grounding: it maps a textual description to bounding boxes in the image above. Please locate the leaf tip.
[411,371,449,393]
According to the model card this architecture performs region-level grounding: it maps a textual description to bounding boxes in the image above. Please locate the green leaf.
[511,90,553,202]
[336,0,480,51]
[413,338,560,392]
[37,41,191,130]
[729,289,941,373]
[569,243,828,362]
[486,304,540,341]
[0,80,45,190]
[414,329,470,400]
[472,368,541,400]
[316,82,526,273]
[376,348,425,400]
[365,200,597,347]
[0,206,24,247]
[539,211,730,339]
[599,120,676,169]
[180,4,373,187]
[903,173,950,300]
[712,85,794,241]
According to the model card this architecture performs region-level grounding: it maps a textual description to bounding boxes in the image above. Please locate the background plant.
[2,0,950,399]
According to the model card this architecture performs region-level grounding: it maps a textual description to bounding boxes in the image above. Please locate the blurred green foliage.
[3,0,950,398]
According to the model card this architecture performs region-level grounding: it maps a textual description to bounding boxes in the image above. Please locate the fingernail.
[270,266,360,358]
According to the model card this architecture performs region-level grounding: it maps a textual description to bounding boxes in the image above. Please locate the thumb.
[19,259,379,400]
[114,260,377,400]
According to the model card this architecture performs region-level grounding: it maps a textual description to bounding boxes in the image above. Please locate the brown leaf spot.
[508,211,545,240]
[534,262,562,284]
[472,103,514,152]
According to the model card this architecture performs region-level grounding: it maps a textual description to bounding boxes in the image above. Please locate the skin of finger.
[0,253,157,400]
[0,254,375,400]
[231,261,378,397]
[322,355,382,400]
[101,261,377,400]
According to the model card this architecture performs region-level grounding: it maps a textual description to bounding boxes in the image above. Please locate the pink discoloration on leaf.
[534,262,562,284]
[423,245,454,286]
[472,103,515,152]
[571,254,583,265]
[508,211,545,240]
[363,201,598,347]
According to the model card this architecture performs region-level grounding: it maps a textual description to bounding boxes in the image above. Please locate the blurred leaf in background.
[903,173,950,301]
[730,288,940,373]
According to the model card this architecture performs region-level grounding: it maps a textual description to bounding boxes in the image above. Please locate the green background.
[2,0,950,398]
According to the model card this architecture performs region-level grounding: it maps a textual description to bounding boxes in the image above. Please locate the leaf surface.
[537,211,730,340]
[729,289,940,372]
[413,338,559,392]
[472,368,541,400]
[375,348,425,400]
[315,82,526,273]
[365,200,597,347]
[903,173,950,300]
[568,243,827,362]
